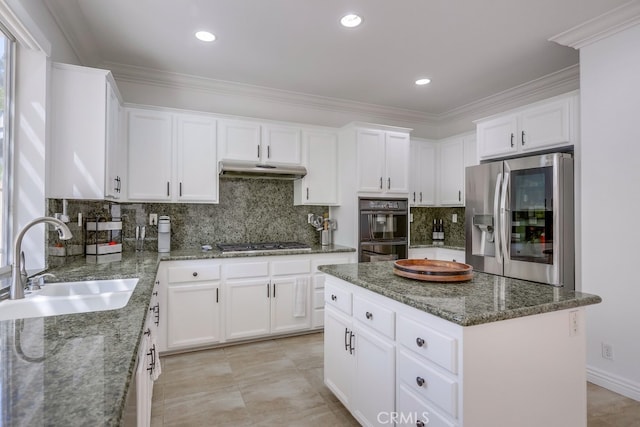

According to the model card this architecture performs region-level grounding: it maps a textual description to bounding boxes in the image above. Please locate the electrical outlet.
[307,213,314,224]
[149,214,158,226]
[602,343,614,360]
[452,214,458,223]
[410,213,414,222]
[568,310,578,336]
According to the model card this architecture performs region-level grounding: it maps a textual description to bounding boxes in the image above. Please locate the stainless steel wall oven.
[358,198,408,262]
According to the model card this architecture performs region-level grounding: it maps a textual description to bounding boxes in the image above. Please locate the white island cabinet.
[324,274,591,427]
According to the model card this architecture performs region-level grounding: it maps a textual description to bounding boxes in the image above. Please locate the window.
[0,27,14,269]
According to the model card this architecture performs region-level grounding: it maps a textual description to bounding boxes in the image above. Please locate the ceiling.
[44,0,629,116]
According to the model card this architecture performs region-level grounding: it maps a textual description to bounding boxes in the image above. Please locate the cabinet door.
[415,141,436,205]
[167,282,220,349]
[48,64,108,199]
[127,109,173,200]
[262,125,301,164]
[477,114,518,160]
[225,278,271,340]
[520,97,571,152]
[297,131,338,205]
[105,82,123,200]
[384,132,410,194]
[352,324,396,426]
[271,276,311,334]
[176,115,218,202]
[439,139,464,205]
[218,120,261,162]
[357,129,386,192]
[324,307,354,407]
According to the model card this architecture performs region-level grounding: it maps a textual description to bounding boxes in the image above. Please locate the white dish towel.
[293,279,308,318]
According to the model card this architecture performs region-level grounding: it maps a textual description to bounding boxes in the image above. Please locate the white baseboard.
[587,365,640,401]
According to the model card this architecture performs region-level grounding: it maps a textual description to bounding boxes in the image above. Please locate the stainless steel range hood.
[218,160,307,180]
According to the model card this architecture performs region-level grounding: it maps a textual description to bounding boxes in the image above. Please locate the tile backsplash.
[410,206,465,247]
[47,179,327,256]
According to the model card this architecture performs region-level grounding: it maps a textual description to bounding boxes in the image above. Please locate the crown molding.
[106,60,581,132]
[436,64,580,123]
[549,1,640,49]
[43,0,100,65]
[1,0,51,54]
[104,61,440,127]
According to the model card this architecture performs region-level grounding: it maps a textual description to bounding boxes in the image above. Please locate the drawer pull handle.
[192,272,198,277]
[331,294,337,301]
[416,337,425,347]
[365,311,373,320]
[416,376,426,387]
[417,421,425,427]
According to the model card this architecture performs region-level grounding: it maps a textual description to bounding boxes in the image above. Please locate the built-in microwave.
[358,198,408,262]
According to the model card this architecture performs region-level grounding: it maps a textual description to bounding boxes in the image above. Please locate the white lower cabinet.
[156,252,355,353]
[224,258,312,340]
[324,279,396,427]
[164,261,222,351]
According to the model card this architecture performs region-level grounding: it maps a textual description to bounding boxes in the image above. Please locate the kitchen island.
[0,244,354,426]
[319,261,601,427]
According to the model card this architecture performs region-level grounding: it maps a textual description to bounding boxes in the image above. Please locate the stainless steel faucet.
[10,217,73,300]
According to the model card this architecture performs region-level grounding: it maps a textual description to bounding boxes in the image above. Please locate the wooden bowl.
[393,259,473,282]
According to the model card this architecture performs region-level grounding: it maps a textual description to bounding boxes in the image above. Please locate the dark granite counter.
[318,261,601,327]
[0,244,354,426]
[408,242,465,250]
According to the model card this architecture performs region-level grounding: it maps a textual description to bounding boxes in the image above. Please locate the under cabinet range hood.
[218,160,307,180]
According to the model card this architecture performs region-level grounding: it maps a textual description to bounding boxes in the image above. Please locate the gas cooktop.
[217,242,311,253]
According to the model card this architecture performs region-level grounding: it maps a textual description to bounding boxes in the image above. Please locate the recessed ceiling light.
[340,14,362,28]
[195,31,216,42]
[415,78,431,86]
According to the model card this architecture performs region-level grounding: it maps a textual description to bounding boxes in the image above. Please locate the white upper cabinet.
[439,137,465,206]
[176,115,218,202]
[438,133,477,206]
[261,125,302,164]
[127,107,218,203]
[356,129,410,195]
[48,63,124,200]
[127,109,173,201]
[476,91,579,161]
[218,119,302,165]
[410,139,436,206]
[294,130,339,205]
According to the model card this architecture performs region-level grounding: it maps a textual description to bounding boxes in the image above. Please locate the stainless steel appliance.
[358,198,408,262]
[465,152,574,288]
[217,242,311,253]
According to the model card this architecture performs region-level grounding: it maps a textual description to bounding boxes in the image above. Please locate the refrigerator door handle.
[494,172,503,264]
[500,171,511,264]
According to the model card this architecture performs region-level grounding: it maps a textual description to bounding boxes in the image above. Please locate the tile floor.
[151,332,640,426]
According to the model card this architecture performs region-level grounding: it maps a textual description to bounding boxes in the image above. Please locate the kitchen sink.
[0,278,139,321]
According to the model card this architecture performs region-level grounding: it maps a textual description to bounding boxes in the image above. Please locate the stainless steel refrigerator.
[465,152,575,289]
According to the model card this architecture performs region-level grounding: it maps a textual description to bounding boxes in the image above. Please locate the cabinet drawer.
[397,384,455,427]
[324,282,351,315]
[167,263,221,283]
[271,259,311,276]
[397,315,458,374]
[352,295,395,340]
[224,262,269,279]
[398,350,458,419]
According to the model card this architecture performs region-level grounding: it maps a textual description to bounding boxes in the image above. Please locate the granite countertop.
[0,244,354,426]
[409,242,465,250]
[318,261,601,327]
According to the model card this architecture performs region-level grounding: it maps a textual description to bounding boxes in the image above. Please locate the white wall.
[12,46,48,270]
[580,23,640,400]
